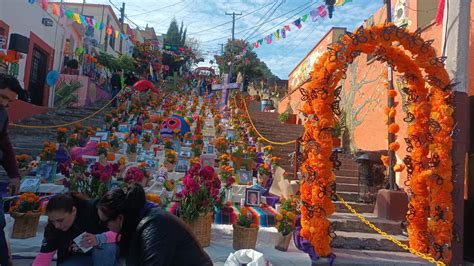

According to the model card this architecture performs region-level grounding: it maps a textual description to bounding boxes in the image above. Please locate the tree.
[163,18,190,76]
[340,61,383,152]
[214,39,278,82]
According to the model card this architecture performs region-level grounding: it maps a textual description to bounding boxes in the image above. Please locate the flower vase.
[232,224,259,250]
[11,212,41,239]
[225,188,233,203]
[185,212,213,247]
[127,153,137,162]
[275,232,293,251]
[99,154,108,166]
[142,141,152,151]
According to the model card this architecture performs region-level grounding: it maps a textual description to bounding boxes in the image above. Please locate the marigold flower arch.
[299,23,454,263]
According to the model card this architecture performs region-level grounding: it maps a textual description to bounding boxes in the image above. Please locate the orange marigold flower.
[388,123,400,134]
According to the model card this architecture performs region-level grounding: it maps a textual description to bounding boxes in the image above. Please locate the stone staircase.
[7,101,111,158]
[247,100,413,261]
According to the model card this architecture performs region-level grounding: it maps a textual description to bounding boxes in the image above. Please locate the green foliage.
[96,52,135,72]
[54,79,81,107]
[163,19,188,76]
[278,111,290,123]
[215,39,278,81]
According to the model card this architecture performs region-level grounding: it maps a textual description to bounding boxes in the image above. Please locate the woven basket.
[233,224,259,250]
[185,212,213,247]
[11,212,41,239]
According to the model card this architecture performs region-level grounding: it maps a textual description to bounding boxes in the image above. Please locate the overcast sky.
[64,0,383,79]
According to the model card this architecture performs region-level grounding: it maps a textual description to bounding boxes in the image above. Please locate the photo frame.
[183,139,192,147]
[200,154,216,168]
[245,188,261,207]
[206,145,215,154]
[175,158,190,173]
[179,151,192,158]
[82,155,99,173]
[172,183,184,201]
[89,136,102,143]
[37,161,58,183]
[237,170,253,185]
[114,132,127,142]
[226,129,235,141]
[95,131,109,141]
[20,177,41,193]
[118,124,129,133]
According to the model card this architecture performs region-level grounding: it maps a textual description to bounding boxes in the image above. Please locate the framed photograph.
[114,132,127,142]
[95,131,109,141]
[179,151,192,158]
[20,177,41,193]
[226,129,235,141]
[82,155,99,172]
[238,170,253,185]
[245,188,261,207]
[175,158,190,173]
[89,136,102,143]
[206,145,215,154]
[37,161,58,183]
[200,154,216,168]
[172,183,184,201]
[183,139,192,147]
[118,124,129,133]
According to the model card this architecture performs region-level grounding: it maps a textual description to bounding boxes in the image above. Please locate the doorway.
[28,46,48,105]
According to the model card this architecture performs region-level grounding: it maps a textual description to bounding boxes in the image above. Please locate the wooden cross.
[211,74,240,105]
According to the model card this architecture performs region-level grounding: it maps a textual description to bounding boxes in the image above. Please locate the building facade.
[0,0,66,106]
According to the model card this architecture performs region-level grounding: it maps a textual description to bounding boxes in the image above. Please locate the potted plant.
[16,154,31,176]
[109,135,121,153]
[233,208,259,250]
[275,196,298,251]
[126,135,138,162]
[176,164,221,247]
[142,131,153,150]
[56,127,68,144]
[9,193,41,239]
[40,141,57,162]
[97,142,109,166]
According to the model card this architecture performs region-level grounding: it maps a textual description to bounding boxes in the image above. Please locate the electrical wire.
[188,1,276,35]
[243,0,287,40]
[240,0,280,40]
[127,0,187,17]
[441,0,448,57]
[245,1,312,41]
[197,1,315,44]
[286,23,320,54]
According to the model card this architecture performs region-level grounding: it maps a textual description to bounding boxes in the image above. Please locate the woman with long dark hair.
[97,183,213,265]
[32,192,117,266]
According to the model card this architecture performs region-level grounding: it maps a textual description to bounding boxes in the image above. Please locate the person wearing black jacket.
[98,184,213,266]
[0,74,22,266]
[33,192,117,266]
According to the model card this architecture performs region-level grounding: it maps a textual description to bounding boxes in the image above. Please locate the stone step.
[336,176,359,184]
[331,231,408,252]
[329,212,403,235]
[312,248,429,265]
[334,169,359,177]
[337,183,359,193]
[334,201,375,213]
[335,191,360,202]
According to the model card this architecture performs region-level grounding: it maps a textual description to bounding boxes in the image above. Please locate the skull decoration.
[160,116,182,139]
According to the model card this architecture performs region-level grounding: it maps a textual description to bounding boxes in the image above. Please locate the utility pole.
[385,0,397,190]
[119,2,125,54]
[442,1,469,264]
[218,43,224,56]
[225,11,242,83]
